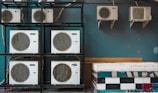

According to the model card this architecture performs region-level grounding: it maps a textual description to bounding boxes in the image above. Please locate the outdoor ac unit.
[129,6,152,22]
[1,9,21,23]
[51,30,80,54]
[129,6,152,28]
[97,6,118,29]
[9,30,39,54]
[9,61,38,85]
[155,0,158,3]
[38,0,54,2]
[51,61,80,85]
[32,9,53,23]
[97,6,118,21]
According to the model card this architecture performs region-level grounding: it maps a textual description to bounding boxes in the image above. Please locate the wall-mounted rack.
[0,1,85,93]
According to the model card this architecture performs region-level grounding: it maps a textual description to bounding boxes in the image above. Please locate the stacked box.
[92,62,158,93]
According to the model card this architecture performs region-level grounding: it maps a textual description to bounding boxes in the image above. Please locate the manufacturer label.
[72,64,77,66]
[146,16,150,20]
[30,64,35,66]
[72,33,77,35]
[30,33,36,35]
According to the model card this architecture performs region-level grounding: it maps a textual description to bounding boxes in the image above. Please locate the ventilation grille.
[11,33,30,51]
[53,33,72,51]
[99,7,110,18]
[2,10,13,23]
[34,10,46,22]
[53,64,72,82]
[133,8,144,20]
[11,63,30,82]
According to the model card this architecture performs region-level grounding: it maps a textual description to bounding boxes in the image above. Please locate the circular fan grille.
[53,33,72,51]
[2,10,13,22]
[11,33,30,51]
[99,7,110,18]
[53,64,72,82]
[34,10,46,22]
[133,8,144,19]
[11,63,30,82]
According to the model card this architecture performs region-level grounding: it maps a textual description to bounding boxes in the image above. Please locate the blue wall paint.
[84,1,158,61]
[0,0,158,87]
[0,27,5,83]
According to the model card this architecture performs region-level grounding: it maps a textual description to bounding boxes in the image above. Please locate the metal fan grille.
[133,8,144,19]
[11,63,30,82]
[53,33,72,51]
[34,10,46,22]
[53,64,72,82]
[2,10,13,22]
[99,7,110,18]
[11,33,30,51]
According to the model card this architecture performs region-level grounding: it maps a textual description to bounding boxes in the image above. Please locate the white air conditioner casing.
[51,30,80,54]
[51,61,80,85]
[129,6,152,22]
[155,0,158,3]
[9,61,38,85]
[32,9,53,23]
[97,6,118,21]
[1,9,21,23]
[38,0,54,2]
[129,6,152,28]
[9,30,39,54]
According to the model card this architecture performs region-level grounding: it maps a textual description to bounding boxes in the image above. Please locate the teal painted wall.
[84,0,158,60]
[1,0,158,89]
